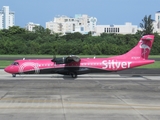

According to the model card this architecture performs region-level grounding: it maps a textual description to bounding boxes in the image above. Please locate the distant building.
[154,11,160,34]
[0,6,15,29]
[95,11,160,35]
[46,11,160,35]
[46,14,137,35]
[46,14,97,35]
[25,22,40,31]
[95,22,138,35]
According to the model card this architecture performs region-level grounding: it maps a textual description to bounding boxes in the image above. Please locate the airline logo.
[19,62,40,74]
[140,43,151,50]
[139,40,151,57]
[139,40,151,50]
[102,60,132,69]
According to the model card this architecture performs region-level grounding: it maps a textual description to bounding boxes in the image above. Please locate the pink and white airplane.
[4,34,155,78]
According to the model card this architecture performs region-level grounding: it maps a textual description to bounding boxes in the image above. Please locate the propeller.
[51,53,56,62]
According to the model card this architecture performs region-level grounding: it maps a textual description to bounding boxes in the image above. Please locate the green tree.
[33,25,45,34]
[140,15,154,35]
[8,26,26,35]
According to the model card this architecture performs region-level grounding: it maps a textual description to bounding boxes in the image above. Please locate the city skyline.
[1,0,160,27]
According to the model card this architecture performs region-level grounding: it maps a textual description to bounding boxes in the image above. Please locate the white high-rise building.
[154,11,160,33]
[25,22,40,31]
[0,6,15,29]
[46,14,97,35]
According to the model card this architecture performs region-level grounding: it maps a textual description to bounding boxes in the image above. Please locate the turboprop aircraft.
[4,34,155,78]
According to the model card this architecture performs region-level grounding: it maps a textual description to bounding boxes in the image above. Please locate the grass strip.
[0,55,160,58]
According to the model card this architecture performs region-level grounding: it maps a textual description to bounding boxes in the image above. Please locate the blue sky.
[1,0,160,27]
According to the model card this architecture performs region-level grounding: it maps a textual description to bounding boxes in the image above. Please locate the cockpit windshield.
[11,62,19,66]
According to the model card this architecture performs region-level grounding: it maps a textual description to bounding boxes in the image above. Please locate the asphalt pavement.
[0,70,160,120]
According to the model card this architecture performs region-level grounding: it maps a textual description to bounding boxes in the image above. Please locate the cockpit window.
[12,62,19,66]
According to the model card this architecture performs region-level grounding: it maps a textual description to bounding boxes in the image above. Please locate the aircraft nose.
[4,66,16,73]
[4,66,10,73]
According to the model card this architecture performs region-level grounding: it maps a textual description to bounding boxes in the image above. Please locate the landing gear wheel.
[70,72,77,78]
[12,74,16,77]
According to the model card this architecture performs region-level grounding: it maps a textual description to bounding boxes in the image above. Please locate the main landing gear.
[12,74,16,77]
[70,72,77,78]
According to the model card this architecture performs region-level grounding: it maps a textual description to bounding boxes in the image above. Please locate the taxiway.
[0,70,160,120]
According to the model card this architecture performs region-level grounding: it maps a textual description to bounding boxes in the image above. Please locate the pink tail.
[112,35,154,60]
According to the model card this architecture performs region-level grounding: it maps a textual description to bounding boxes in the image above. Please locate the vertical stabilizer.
[111,35,154,60]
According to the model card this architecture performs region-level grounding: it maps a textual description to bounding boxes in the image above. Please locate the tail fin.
[112,35,154,60]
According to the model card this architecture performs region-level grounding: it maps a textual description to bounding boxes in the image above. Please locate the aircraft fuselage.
[4,58,154,77]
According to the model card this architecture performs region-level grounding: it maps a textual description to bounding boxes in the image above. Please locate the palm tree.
[140,15,154,35]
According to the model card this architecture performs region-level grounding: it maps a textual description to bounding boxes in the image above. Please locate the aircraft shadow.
[5,74,146,80]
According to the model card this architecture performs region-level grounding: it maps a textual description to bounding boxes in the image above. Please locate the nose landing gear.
[12,74,16,77]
